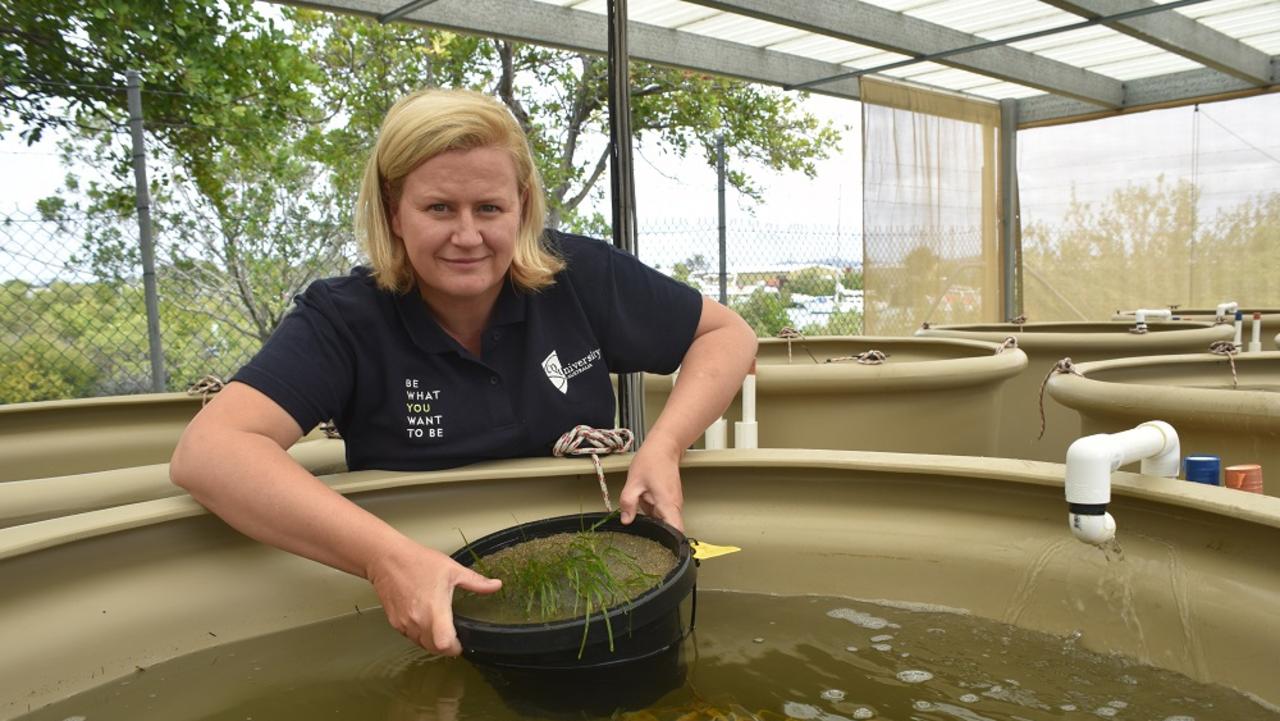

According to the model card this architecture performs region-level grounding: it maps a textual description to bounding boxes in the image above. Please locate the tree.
[297,11,842,231]
[786,266,837,297]
[3,2,844,396]
[732,289,791,337]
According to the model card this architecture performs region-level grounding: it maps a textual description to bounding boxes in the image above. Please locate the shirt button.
[490,376,500,385]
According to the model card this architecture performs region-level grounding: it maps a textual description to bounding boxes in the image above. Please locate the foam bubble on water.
[62,716,87,721]
[783,702,821,719]
[1094,706,1119,717]
[960,694,980,703]
[1060,705,1078,712]
[871,643,892,652]
[1108,700,1129,709]
[826,608,900,630]
[913,700,935,711]
[852,708,875,720]
[844,645,859,652]
[1162,716,1195,721]
[897,670,934,684]
[870,634,894,642]
[821,689,847,702]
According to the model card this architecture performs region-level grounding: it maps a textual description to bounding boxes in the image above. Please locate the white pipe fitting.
[734,366,758,449]
[1064,420,1180,545]
[1133,308,1172,325]
[1215,301,1239,323]
[704,418,728,450]
[1249,312,1263,353]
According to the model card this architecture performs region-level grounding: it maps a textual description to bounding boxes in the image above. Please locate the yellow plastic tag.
[690,540,741,560]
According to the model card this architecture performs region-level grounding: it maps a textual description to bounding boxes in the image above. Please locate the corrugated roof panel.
[626,2,720,28]
[962,81,1048,100]
[841,49,920,69]
[1240,29,1280,53]
[1184,5,1280,40]
[901,0,1076,38]
[677,12,810,47]
[882,63,1013,92]
[767,35,901,66]
[1090,54,1207,81]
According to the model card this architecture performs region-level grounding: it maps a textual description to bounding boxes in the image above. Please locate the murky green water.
[17,592,1279,721]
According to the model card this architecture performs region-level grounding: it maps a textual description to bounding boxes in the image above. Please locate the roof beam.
[1018,62,1279,125]
[285,0,862,100]
[682,0,1124,108]
[1040,0,1274,86]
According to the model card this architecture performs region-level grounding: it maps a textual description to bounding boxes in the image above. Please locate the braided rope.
[1037,358,1083,441]
[995,336,1018,354]
[318,420,343,439]
[1128,323,1149,335]
[552,425,635,512]
[1208,340,1239,389]
[186,374,226,407]
[776,327,818,364]
[920,321,931,330]
[826,349,888,365]
[1010,314,1027,331]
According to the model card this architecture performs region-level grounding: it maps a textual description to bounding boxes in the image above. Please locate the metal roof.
[290,0,1279,125]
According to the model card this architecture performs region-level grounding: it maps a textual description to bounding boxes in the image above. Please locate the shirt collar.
[395,278,527,355]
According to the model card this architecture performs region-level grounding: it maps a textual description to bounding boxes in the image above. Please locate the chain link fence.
[638,218,864,339]
[1,206,358,404]
[2,209,863,403]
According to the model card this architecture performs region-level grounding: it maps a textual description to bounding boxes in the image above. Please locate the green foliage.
[1023,178,1280,319]
[841,267,863,290]
[2,1,844,401]
[786,266,837,296]
[732,289,792,337]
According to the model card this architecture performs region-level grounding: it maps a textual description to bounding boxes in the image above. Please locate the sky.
[4,79,1278,282]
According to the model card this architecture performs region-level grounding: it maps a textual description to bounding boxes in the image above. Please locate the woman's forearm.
[171,422,411,580]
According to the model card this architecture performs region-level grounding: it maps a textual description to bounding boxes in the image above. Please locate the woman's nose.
[452,212,483,245]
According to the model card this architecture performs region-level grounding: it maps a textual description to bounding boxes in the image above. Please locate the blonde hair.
[355,88,563,293]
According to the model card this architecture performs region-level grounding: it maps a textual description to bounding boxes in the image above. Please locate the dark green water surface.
[17,591,1279,721]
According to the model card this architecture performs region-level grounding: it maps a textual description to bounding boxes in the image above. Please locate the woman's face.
[391,145,522,312]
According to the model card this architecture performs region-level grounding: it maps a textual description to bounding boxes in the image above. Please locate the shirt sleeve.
[231,281,356,434]
[563,235,703,375]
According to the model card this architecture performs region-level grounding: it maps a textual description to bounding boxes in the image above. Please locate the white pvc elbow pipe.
[1216,301,1239,322]
[1064,420,1180,545]
[1133,308,1172,325]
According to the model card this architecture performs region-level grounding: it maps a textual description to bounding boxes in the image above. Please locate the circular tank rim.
[651,337,1028,393]
[5,449,1279,563]
[0,391,199,417]
[917,321,1232,352]
[1113,308,1280,318]
[1045,352,1280,431]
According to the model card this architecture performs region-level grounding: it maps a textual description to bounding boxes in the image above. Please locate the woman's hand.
[367,542,502,656]
[619,434,685,532]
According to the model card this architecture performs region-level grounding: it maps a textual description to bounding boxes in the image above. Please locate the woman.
[171,88,756,657]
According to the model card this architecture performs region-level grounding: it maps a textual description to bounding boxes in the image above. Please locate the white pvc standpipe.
[734,363,758,449]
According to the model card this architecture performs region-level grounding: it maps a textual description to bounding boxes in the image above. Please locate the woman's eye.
[480,204,501,213]
[426,203,448,213]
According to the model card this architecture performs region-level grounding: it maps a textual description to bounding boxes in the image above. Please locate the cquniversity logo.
[542,350,568,394]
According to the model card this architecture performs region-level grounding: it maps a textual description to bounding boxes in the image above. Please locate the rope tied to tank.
[826,349,888,365]
[995,336,1018,354]
[776,327,818,364]
[552,425,635,512]
[1208,340,1239,389]
[186,374,226,406]
[1037,358,1084,441]
[317,420,342,439]
[1010,314,1027,331]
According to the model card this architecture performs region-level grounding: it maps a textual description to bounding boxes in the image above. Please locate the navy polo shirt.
[232,231,702,472]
